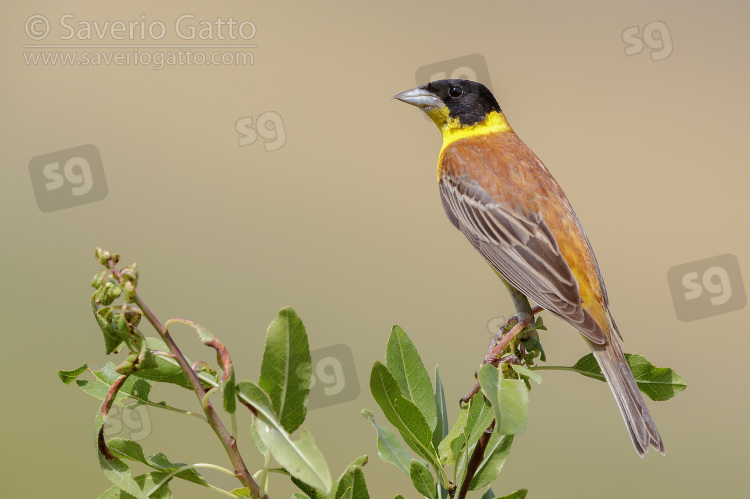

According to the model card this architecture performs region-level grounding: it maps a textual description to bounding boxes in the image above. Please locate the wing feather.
[440,173,606,344]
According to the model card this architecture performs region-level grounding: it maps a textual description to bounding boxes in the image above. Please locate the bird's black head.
[394,79,501,128]
[424,79,501,126]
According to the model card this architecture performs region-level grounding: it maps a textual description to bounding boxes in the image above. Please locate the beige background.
[2,0,748,497]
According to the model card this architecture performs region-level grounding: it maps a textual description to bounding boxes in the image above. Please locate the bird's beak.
[393,86,443,109]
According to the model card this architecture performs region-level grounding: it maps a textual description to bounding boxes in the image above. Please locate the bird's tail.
[587,318,665,457]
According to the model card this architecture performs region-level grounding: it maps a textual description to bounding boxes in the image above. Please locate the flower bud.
[95,247,111,265]
[120,263,139,284]
[123,281,137,303]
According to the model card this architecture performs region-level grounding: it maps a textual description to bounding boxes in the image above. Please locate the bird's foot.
[484,316,531,363]
[459,321,530,406]
[460,308,545,405]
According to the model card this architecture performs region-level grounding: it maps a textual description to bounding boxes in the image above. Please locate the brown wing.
[439,172,607,344]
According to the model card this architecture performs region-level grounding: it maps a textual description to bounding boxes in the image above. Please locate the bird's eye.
[448,86,463,98]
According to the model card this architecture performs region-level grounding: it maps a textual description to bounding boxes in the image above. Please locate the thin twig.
[109,259,266,499]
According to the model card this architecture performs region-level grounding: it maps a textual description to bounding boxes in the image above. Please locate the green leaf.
[133,337,214,390]
[493,489,528,499]
[330,456,370,499]
[250,418,270,457]
[331,467,370,499]
[106,438,207,486]
[260,307,312,433]
[522,334,545,363]
[464,395,495,448]
[289,474,327,499]
[409,460,436,498]
[96,412,149,499]
[350,455,368,467]
[99,472,171,499]
[237,381,332,493]
[223,366,237,414]
[469,434,513,490]
[478,365,529,435]
[385,326,437,431]
[58,363,88,384]
[369,362,441,471]
[481,488,496,499]
[511,365,541,384]
[433,366,449,450]
[438,405,468,465]
[94,307,124,354]
[450,433,467,471]
[363,409,420,474]
[230,488,252,497]
[451,396,494,490]
[77,363,153,407]
[570,353,686,401]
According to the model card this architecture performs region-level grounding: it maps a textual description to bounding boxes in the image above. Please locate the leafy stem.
[107,258,265,499]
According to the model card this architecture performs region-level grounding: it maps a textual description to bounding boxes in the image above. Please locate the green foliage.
[366,326,530,498]
[365,323,686,498]
[362,410,421,474]
[64,248,686,498]
[469,433,513,491]
[568,353,686,401]
[369,361,443,474]
[236,381,331,492]
[433,366,449,449]
[386,326,437,431]
[58,363,88,384]
[106,438,208,486]
[260,308,311,433]
[409,460,436,498]
[62,249,370,499]
[477,366,529,435]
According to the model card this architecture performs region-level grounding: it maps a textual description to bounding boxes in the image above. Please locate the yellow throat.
[426,108,513,181]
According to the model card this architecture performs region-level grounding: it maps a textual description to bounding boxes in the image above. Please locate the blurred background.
[2,0,748,497]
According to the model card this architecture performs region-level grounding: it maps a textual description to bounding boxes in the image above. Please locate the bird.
[393,79,664,456]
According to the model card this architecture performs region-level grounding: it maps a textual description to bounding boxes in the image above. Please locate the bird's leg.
[461,277,538,405]
[483,277,536,360]
[500,276,535,324]
[508,305,544,323]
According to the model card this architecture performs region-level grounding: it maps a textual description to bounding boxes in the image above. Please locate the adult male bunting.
[394,79,664,456]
